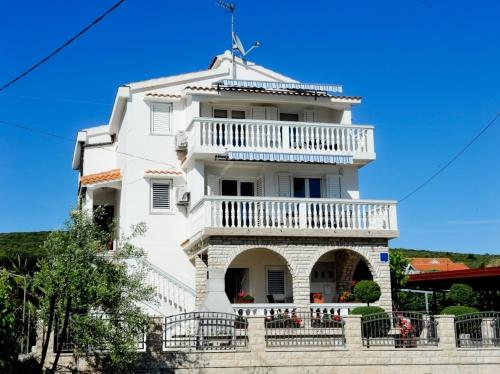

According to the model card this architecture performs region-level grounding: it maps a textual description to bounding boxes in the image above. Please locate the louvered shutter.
[326,175,342,199]
[256,176,264,196]
[151,103,172,134]
[252,107,266,120]
[266,107,278,121]
[206,175,220,196]
[152,183,170,210]
[200,103,212,117]
[303,109,316,123]
[267,268,285,294]
[276,174,292,197]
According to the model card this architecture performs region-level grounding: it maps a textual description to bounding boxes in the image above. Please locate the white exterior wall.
[74,52,394,316]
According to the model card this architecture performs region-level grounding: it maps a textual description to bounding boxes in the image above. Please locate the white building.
[72,51,398,316]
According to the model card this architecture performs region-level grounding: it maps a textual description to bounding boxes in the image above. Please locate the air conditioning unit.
[176,186,190,206]
[175,131,188,150]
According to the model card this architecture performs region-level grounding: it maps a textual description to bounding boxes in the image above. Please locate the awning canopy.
[223,151,353,164]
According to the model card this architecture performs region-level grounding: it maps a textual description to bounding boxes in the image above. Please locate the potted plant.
[311,292,324,303]
[234,291,254,304]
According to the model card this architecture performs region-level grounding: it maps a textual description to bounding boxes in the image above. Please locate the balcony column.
[83,188,93,215]
[292,275,311,311]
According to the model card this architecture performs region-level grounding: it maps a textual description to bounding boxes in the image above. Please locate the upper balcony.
[186,196,398,244]
[182,118,375,167]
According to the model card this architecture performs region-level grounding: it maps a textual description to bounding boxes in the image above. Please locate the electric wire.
[0,119,178,170]
[0,0,126,93]
[399,112,500,203]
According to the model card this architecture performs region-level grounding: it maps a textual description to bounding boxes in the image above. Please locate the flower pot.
[234,298,254,304]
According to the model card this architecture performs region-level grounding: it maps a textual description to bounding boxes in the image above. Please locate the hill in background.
[391,248,500,269]
[1,231,499,269]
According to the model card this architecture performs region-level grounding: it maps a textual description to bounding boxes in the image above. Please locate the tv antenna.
[217,1,260,79]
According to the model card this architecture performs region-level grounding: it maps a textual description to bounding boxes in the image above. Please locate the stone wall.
[196,236,392,310]
[40,315,500,373]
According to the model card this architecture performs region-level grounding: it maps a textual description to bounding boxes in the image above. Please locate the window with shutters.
[266,266,286,295]
[150,180,172,213]
[150,103,172,135]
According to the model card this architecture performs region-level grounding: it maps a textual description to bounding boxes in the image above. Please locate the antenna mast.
[217,1,237,79]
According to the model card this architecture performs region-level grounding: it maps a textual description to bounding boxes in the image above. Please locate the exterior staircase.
[139,259,196,316]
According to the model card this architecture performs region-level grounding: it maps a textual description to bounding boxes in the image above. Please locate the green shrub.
[447,284,476,306]
[353,280,381,306]
[440,305,479,316]
[349,306,386,316]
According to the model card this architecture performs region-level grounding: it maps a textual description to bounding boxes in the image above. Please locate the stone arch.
[305,246,379,280]
[221,245,299,279]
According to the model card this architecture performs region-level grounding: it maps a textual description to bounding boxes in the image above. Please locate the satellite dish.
[232,32,245,56]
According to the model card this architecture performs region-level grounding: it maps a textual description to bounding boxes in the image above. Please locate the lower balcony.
[189,196,398,239]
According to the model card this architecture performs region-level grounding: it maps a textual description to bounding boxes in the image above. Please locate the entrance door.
[225,268,249,303]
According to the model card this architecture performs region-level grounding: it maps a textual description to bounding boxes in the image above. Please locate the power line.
[399,112,500,203]
[0,119,177,170]
[0,0,126,93]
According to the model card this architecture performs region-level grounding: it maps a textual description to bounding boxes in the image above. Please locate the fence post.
[435,315,456,351]
[247,316,266,352]
[344,315,363,350]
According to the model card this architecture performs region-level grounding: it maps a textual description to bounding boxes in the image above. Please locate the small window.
[151,103,172,135]
[214,109,228,118]
[151,181,171,212]
[280,113,299,121]
[267,267,285,295]
[231,110,246,119]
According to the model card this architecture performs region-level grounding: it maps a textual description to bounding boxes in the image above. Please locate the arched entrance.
[309,249,375,303]
[224,248,294,304]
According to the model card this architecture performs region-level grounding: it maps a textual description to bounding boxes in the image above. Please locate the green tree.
[389,251,409,308]
[0,270,17,372]
[33,208,154,373]
[447,283,476,307]
[353,280,381,306]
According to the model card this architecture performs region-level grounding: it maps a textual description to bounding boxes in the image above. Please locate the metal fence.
[361,311,439,348]
[163,312,248,351]
[265,310,345,347]
[455,312,500,348]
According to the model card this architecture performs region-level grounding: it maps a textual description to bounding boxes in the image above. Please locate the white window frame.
[150,179,173,214]
[212,105,249,119]
[150,102,173,136]
[265,265,286,296]
[220,178,256,196]
[292,176,323,198]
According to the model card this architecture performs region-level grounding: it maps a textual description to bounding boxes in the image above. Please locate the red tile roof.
[145,169,183,176]
[80,169,121,186]
[410,258,470,272]
[185,85,361,101]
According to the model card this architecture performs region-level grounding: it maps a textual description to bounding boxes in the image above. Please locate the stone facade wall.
[40,315,500,373]
[196,236,392,310]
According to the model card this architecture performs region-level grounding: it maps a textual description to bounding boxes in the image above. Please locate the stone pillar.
[435,315,456,351]
[292,275,311,311]
[344,315,363,350]
[247,316,266,352]
[194,256,208,310]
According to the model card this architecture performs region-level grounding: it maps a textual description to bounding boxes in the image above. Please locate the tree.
[447,283,476,307]
[353,280,381,306]
[33,208,154,373]
[0,270,17,372]
[389,251,409,308]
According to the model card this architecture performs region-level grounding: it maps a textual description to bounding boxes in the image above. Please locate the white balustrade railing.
[187,118,374,157]
[191,196,397,234]
[138,259,196,315]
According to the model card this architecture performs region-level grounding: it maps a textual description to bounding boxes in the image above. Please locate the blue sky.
[0,0,499,254]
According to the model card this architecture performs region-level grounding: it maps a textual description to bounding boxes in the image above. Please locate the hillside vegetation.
[391,248,500,269]
[0,231,499,269]
[0,231,50,257]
